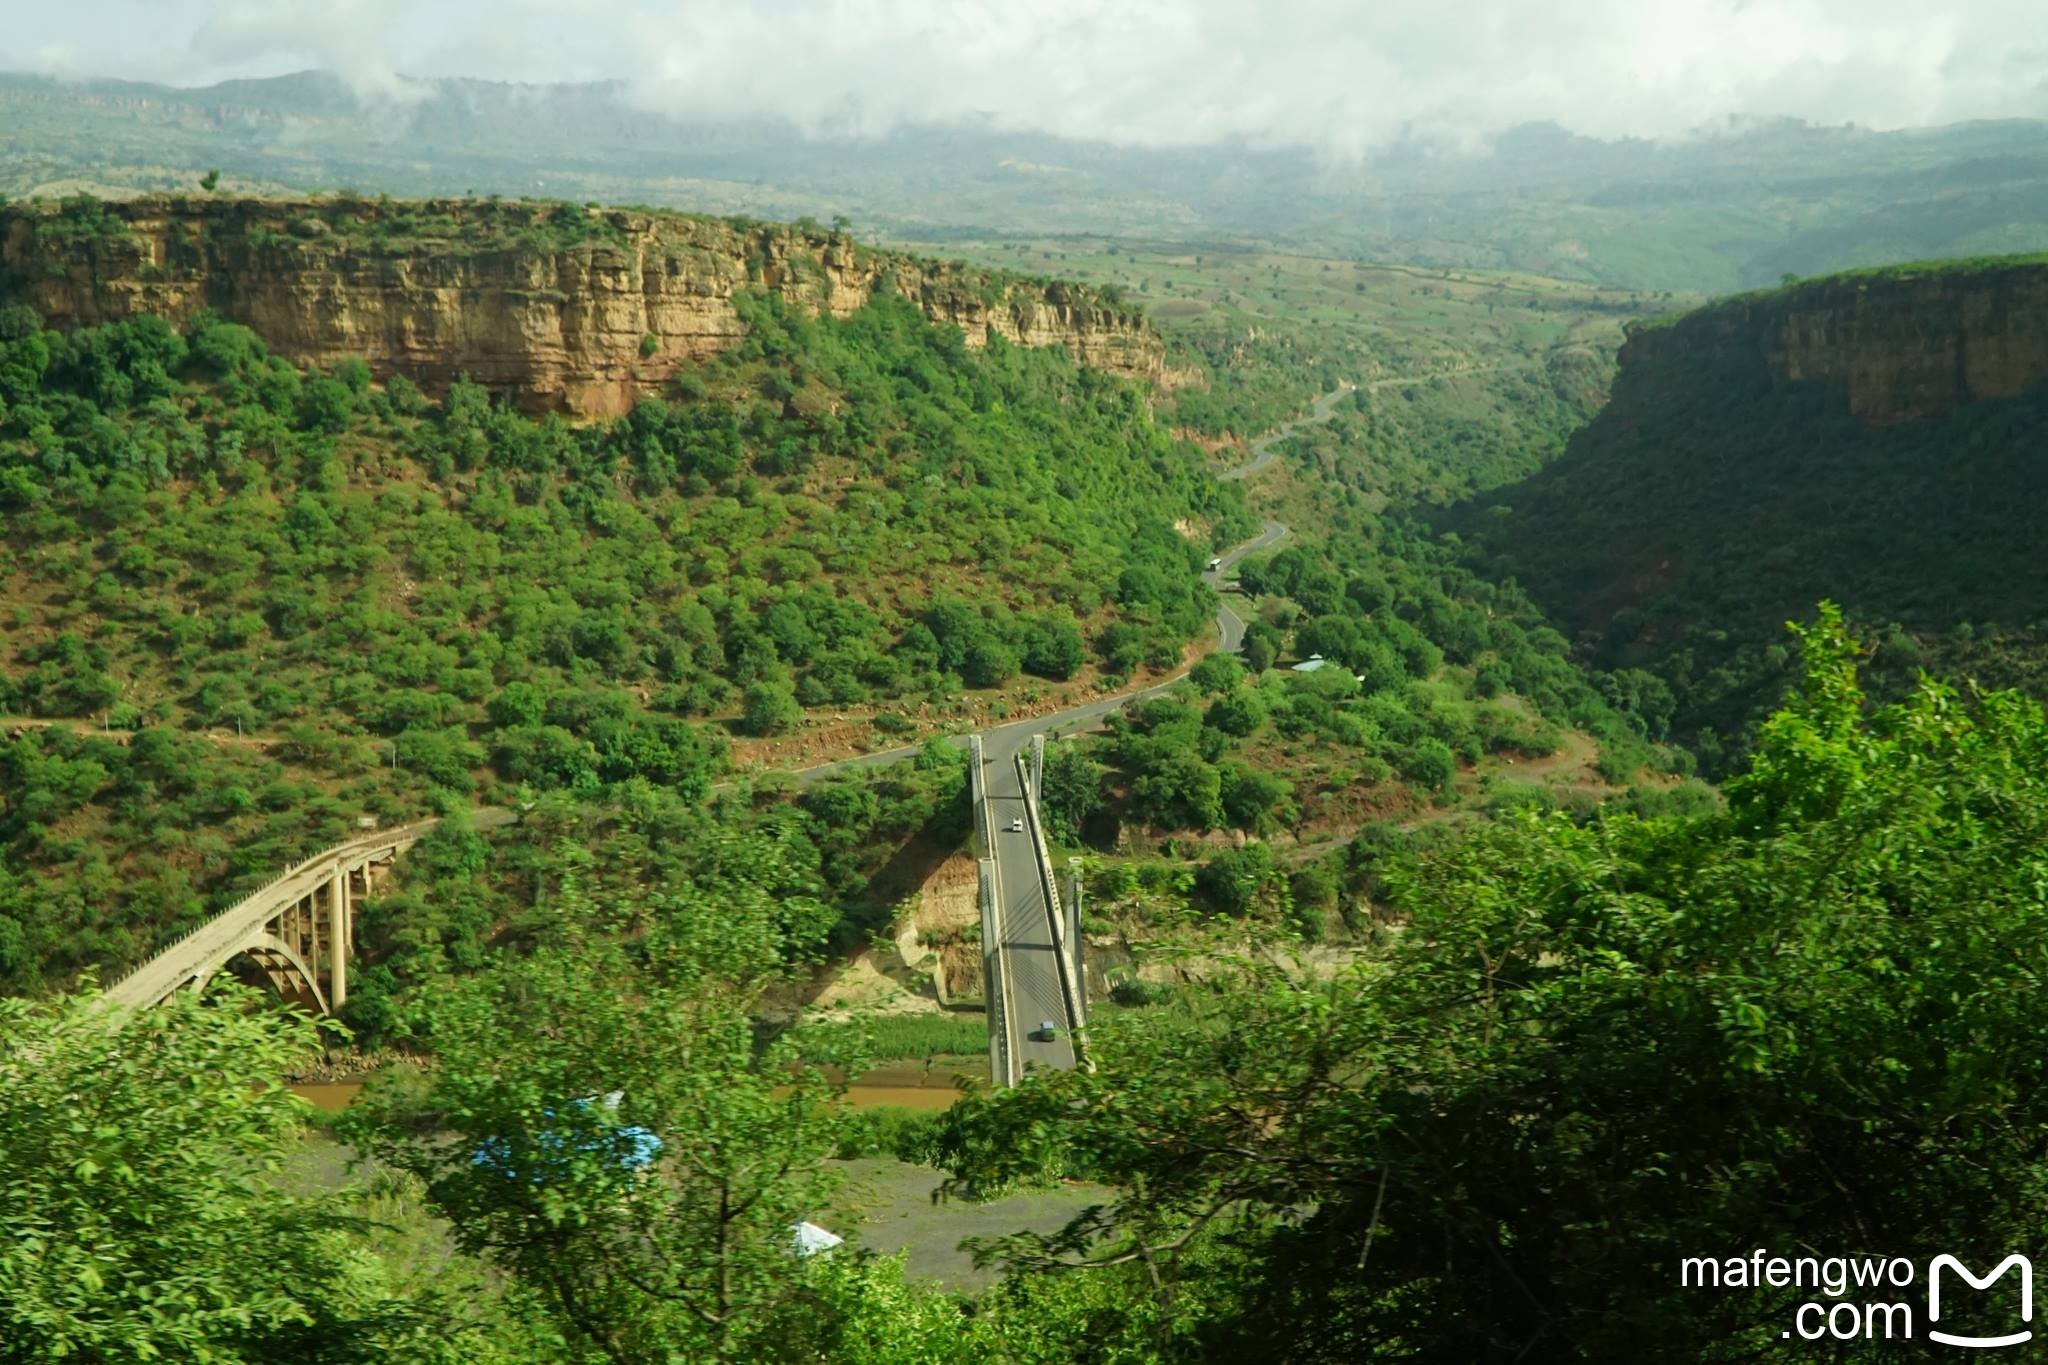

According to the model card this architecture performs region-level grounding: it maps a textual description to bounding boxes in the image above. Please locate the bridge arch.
[216,933,330,1015]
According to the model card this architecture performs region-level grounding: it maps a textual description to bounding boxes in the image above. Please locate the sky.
[2,0,2044,155]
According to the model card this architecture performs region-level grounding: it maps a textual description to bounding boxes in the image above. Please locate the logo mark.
[1928,1254,2034,1349]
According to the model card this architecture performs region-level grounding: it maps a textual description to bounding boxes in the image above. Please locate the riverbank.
[291,1057,984,1113]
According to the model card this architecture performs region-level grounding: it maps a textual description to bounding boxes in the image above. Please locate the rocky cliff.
[1619,257,2048,424]
[0,195,1165,416]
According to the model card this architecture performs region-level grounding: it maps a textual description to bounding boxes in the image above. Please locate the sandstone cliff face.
[1619,259,2048,424]
[0,196,1164,416]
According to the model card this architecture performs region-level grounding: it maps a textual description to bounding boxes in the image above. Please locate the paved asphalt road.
[974,514,1286,1075]
[982,743,1076,1074]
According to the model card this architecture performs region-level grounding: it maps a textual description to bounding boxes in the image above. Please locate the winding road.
[768,384,1353,789]
[1220,382,1357,483]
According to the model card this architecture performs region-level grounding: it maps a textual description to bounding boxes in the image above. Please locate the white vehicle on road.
[1207,556,1223,570]
[1008,817,1025,833]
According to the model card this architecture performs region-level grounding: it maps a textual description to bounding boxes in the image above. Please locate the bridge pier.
[326,872,348,1009]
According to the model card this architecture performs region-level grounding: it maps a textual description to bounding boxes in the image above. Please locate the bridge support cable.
[1065,857,1087,1032]
[977,856,1015,1088]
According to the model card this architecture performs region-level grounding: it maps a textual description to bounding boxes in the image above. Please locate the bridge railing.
[102,817,438,1004]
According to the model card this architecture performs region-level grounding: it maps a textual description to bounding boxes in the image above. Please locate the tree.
[350,898,858,1362]
[942,619,2048,1360]
[1126,742,1222,831]
[300,376,355,434]
[1204,687,1266,737]
[199,168,220,192]
[1188,652,1243,695]
[1218,760,1290,830]
[740,680,802,736]
[1040,743,1106,844]
[0,988,471,1361]
[1240,622,1282,674]
[960,635,1019,689]
[1192,842,1286,917]
[1022,613,1086,681]
[1401,737,1456,793]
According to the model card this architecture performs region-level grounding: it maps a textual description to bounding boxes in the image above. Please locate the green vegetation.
[1033,516,1677,912]
[339,737,966,1047]
[34,192,136,245]
[796,1012,989,1061]
[1459,287,2048,771]
[346,883,853,1363]
[939,615,2048,1358]
[0,986,495,1361]
[0,290,1241,992]
[16,616,2048,1359]
[902,237,1658,442]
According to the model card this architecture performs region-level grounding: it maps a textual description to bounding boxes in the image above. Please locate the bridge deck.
[981,739,1078,1079]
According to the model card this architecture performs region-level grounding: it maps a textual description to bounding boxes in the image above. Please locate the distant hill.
[5,70,2048,292]
[1457,255,2048,769]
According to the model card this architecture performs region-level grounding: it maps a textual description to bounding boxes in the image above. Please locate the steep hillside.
[0,194,1163,416]
[1620,254,2048,423]
[0,284,1241,994]
[1460,255,2048,768]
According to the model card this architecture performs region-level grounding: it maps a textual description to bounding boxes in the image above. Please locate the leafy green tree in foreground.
[348,885,862,1363]
[0,988,474,1363]
[942,605,2048,1361]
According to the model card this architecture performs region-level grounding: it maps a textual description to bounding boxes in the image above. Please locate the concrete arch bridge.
[103,811,512,1013]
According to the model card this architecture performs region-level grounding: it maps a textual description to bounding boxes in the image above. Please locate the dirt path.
[0,715,281,750]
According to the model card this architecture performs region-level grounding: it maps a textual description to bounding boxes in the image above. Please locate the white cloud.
[2,0,2043,152]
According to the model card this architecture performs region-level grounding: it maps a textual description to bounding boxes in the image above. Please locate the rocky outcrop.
[0,196,1164,416]
[1619,258,2048,424]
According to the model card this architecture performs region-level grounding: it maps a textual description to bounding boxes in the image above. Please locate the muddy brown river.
[291,1061,977,1113]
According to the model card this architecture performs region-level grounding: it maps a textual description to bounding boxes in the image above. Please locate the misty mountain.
[4,69,2048,292]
